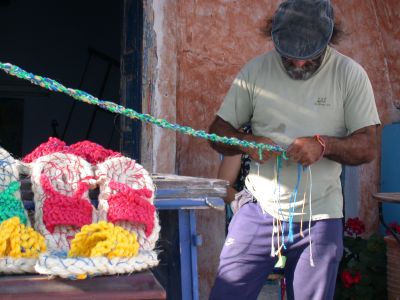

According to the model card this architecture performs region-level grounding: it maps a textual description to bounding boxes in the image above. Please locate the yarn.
[31,152,95,252]
[41,174,93,233]
[68,141,121,164]
[69,222,139,258]
[0,217,46,258]
[107,181,155,237]
[0,181,28,225]
[22,137,66,163]
[96,156,160,251]
[23,138,121,164]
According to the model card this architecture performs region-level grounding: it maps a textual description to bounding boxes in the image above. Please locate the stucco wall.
[150,0,400,298]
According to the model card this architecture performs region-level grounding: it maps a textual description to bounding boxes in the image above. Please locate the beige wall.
[148,0,400,298]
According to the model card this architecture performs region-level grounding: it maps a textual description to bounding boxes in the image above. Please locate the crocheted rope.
[96,157,160,251]
[41,174,93,233]
[31,152,96,252]
[68,222,140,258]
[35,249,159,279]
[0,181,28,225]
[68,141,121,164]
[0,147,30,225]
[0,62,287,160]
[0,217,46,273]
[22,137,67,163]
[23,137,121,165]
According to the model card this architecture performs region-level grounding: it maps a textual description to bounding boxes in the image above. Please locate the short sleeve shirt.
[217,47,380,221]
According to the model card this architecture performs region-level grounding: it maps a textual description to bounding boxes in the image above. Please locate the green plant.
[335,218,387,300]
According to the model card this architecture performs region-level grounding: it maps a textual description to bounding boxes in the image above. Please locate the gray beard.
[281,54,324,80]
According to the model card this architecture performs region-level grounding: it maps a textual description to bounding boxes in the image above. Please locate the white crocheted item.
[0,147,37,273]
[0,258,38,274]
[0,146,29,225]
[35,250,159,279]
[31,152,97,253]
[96,157,160,251]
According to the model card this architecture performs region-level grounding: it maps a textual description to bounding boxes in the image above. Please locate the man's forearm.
[208,116,247,155]
[323,125,378,165]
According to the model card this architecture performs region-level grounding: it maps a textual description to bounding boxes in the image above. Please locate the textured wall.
[151,0,400,298]
[175,2,276,298]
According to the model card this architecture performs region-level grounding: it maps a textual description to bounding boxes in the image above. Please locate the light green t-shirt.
[217,46,380,221]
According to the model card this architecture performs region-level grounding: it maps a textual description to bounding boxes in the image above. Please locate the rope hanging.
[0,62,287,160]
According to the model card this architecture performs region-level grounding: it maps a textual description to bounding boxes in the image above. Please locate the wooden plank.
[20,174,228,200]
[0,271,166,300]
[372,193,400,203]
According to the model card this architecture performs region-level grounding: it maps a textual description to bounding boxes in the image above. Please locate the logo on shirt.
[314,97,330,106]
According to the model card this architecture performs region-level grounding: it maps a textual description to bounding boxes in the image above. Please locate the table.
[372,192,400,244]
[21,173,227,300]
[0,271,166,300]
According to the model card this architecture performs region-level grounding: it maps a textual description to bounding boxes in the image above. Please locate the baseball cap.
[271,0,334,60]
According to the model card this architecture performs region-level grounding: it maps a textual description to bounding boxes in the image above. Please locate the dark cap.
[272,0,334,60]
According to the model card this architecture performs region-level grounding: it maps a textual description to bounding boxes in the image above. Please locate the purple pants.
[209,202,343,300]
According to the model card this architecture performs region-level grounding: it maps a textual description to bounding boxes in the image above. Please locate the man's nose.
[292,60,307,67]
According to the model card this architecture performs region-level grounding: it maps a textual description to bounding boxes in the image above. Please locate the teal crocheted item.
[0,181,27,225]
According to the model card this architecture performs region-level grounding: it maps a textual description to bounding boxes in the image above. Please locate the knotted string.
[288,164,303,242]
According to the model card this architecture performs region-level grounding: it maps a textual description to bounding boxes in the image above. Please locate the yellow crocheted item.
[0,217,46,258]
[69,221,140,258]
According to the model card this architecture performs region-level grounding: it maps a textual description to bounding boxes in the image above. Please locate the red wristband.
[314,134,326,160]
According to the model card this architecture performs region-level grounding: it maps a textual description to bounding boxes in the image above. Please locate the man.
[208,1,380,299]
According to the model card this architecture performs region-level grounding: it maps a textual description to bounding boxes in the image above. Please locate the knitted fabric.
[22,137,67,163]
[96,156,160,251]
[0,217,46,258]
[68,222,139,258]
[68,141,121,164]
[31,152,96,252]
[23,138,121,165]
[41,174,93,233]
[107,181,155,237]
[0,182,27,225]
[0,146,30,227]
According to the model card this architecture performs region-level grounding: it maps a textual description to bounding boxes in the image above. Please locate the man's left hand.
[286,137,324,166]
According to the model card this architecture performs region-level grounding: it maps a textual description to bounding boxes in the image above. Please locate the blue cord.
[288,163,303,242]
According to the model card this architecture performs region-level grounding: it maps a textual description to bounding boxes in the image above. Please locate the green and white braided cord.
[0,62,287,159]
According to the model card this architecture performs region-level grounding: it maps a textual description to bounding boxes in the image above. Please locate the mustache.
[281,55,324,80]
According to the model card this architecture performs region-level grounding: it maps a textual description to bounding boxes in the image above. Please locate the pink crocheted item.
[107,181,155,237]
[23,138,121,164]
[41,174,93,233]
[69,140,121,164]
[23,137,67,163]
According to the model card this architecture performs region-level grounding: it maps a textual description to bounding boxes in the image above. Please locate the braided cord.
[0,62,287,158]
[0,217,46,258]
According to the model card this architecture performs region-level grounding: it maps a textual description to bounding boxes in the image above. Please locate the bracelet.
[314,134,326,160]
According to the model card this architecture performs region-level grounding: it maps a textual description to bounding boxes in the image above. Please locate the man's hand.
[286,125,379,167]
[286,137,324,167]
[208,116,279,163]
[240,135,279,164]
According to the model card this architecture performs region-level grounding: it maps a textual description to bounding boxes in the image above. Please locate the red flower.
[341,270,353,288]
[341,270,362,288]
[345,218,366,236]
[387,221,400,235]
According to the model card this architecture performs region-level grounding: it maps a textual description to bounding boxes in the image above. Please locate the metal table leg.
[179,210,201,300]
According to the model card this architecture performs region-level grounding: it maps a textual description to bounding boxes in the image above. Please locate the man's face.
[281,50,325,80]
